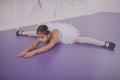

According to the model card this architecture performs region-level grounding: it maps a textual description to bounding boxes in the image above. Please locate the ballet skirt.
[45,22,80,44]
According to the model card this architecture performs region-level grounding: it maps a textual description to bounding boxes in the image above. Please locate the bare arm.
[17,38,40,57]
[23,37,58,58]
[32,38,57,54]
[23,38,40,52]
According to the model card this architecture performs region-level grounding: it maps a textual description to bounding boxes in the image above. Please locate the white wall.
[87,0,120,15]
[0,0,17,30]
[17,0,86,29]
[0,0,120,31]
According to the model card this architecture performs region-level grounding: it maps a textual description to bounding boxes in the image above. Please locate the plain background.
[0,0,120,31]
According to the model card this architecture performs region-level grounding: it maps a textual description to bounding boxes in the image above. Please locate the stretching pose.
[16,22,115,58]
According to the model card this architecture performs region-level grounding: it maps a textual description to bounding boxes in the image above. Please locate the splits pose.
[16,22,116,58]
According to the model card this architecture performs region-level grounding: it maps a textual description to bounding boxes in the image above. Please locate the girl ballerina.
[16,22,116,58]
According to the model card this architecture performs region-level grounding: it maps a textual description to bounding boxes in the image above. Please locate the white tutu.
[46,22,80,44]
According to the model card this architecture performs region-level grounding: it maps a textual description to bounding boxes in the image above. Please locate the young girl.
[16,22,115,58]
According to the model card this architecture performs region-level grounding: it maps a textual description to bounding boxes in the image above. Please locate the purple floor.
[0,12,120,80]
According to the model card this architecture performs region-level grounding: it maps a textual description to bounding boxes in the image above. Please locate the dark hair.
[37,25,50,35]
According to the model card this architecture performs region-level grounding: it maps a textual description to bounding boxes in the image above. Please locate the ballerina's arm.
[23,36,58,57]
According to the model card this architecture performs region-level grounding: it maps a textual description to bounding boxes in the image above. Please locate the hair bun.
[42,25,48,31]
[37,25,48,32]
